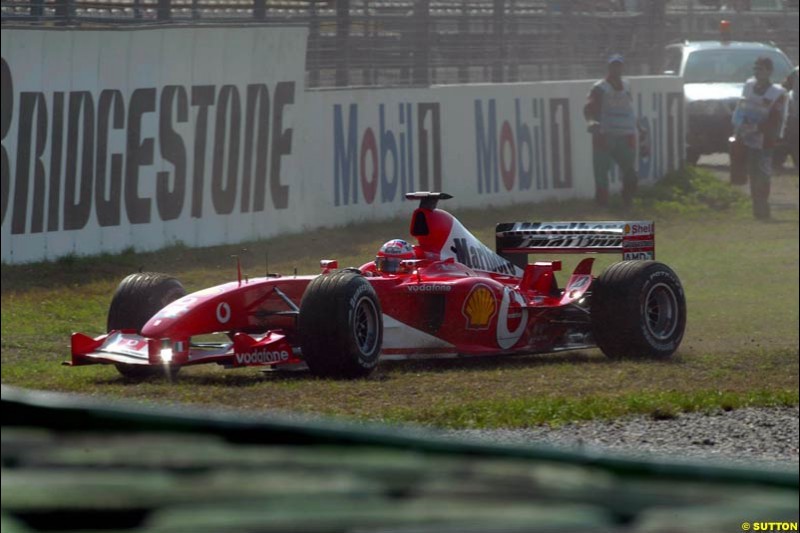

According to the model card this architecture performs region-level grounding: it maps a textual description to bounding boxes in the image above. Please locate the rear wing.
[496,221,655,269]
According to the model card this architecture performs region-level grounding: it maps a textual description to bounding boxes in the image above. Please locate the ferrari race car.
[70,192,686,379]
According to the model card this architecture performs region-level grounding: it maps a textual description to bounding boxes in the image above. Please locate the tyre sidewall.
[637,265,685,354]
[107,272,186,380]
[300,271,383,378]
[592,261,686,360]
[344,277,382,370]
[107,273,185,333]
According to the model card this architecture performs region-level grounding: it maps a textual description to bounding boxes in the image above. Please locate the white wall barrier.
[1,26,308,263]
[1,26,684,263]
[301,80,684,227]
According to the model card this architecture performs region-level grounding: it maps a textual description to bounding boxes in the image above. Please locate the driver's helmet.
[375,239,415,274]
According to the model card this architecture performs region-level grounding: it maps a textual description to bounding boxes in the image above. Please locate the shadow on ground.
[91,349,684,387]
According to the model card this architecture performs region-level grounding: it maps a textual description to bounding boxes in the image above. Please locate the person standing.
[782,65,798,170]
[584,54,638,208]
[731,57,787,220]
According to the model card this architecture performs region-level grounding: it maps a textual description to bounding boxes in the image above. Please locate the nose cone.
[141,302,189,338]
[139,287,230,339]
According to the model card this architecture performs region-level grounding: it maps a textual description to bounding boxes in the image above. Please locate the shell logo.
[624,223,631,235]
[462,284,497,330]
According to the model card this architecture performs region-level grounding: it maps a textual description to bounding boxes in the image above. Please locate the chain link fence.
[2,0,798,87]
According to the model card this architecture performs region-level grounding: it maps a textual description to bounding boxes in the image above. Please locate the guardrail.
[2,0,798,87]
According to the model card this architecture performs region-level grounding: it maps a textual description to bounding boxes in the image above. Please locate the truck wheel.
[107,272,186,379]
[686,147,701,166]
[299,270,383,378]
[591,261,686,360]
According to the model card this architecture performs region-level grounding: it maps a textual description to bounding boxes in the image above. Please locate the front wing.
[69,330,303,368]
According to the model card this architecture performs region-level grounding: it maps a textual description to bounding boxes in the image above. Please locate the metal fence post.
[31,0,43,20]
[648,0,666,75]
[254,0,265,21]
[158,0,171,21]
[413,0,431,86]
[492,0,505,83]
[308,1,320,88]
[562,1,577,80]
[507,0,518,82]
[54,0,74,24]
[336,0,351,87]
[458,0,469,83]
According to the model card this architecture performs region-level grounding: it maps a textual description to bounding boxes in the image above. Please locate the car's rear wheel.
[591,261,686,360]
[107,272,186,380]
[299,270,383,378]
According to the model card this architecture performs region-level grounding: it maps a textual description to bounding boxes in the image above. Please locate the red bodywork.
[70,193,655,370]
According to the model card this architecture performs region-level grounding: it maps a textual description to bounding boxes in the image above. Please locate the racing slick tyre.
[299,270,383,379]
[591,261,686,360]
[107,272,186,380]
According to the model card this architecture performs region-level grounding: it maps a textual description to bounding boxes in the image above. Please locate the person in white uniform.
[781,65,798,170]
[584,54,639,209]
[731,57,787,220]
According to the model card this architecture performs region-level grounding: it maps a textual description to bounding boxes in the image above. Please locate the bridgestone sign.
[1,27,307,262]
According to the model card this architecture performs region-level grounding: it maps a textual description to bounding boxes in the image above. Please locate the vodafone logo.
[235,350,290,365]
[407,284,452,293]
[216,302,231,324]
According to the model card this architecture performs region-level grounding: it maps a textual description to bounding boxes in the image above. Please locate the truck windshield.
[683,49,792,84]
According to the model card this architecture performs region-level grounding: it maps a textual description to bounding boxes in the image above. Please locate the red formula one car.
[70,192,686,379]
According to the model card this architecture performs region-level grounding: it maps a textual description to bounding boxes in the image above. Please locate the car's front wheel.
[591,261,686,360]
[107,272,186,380]
[299,270,383,378]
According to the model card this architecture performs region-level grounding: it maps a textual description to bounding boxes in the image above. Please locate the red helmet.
[375,239,415,274]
